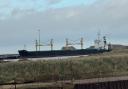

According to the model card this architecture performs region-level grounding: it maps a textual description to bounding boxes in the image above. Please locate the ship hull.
[19,49,110,58]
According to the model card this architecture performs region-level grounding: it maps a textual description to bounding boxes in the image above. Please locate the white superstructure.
[94,32,109,50]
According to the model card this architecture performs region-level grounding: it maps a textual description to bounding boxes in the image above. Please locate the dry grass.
[0,49,128,85]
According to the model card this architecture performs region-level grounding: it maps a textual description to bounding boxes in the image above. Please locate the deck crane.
[65,38,84,49]
[35,29,54,51]
[35,39,54,51]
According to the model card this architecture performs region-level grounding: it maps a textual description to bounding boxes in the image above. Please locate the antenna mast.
[24,44,26,50]
[66,38,69,47]
[97,30,101,48]
[98,30,101,41]
[38,29,41,51]
[103,36,107,49]
[81,37,84,49]
[50,39,54,51]
[35,40,38,51]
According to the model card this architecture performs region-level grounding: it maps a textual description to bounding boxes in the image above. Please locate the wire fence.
[1,70,128,89]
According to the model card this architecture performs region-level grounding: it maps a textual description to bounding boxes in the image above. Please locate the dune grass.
[0,49,128,84]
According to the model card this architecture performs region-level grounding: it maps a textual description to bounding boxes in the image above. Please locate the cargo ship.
[19,33,112,58]
[19,48,111,58]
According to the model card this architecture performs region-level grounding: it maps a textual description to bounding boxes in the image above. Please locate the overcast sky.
[0,0,128,54]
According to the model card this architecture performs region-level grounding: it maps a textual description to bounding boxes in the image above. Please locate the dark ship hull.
[19,49,110,58]
[0,54,20,60]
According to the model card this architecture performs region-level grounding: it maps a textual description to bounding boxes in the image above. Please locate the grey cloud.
[11,9,36,18]
[0,0,128,53]
[46,0,62,4]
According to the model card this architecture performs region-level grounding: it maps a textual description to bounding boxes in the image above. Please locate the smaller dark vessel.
[0,54,20,60]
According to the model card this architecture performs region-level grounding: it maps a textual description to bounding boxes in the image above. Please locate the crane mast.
[35,39,54,51]
[65,38,84,49]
